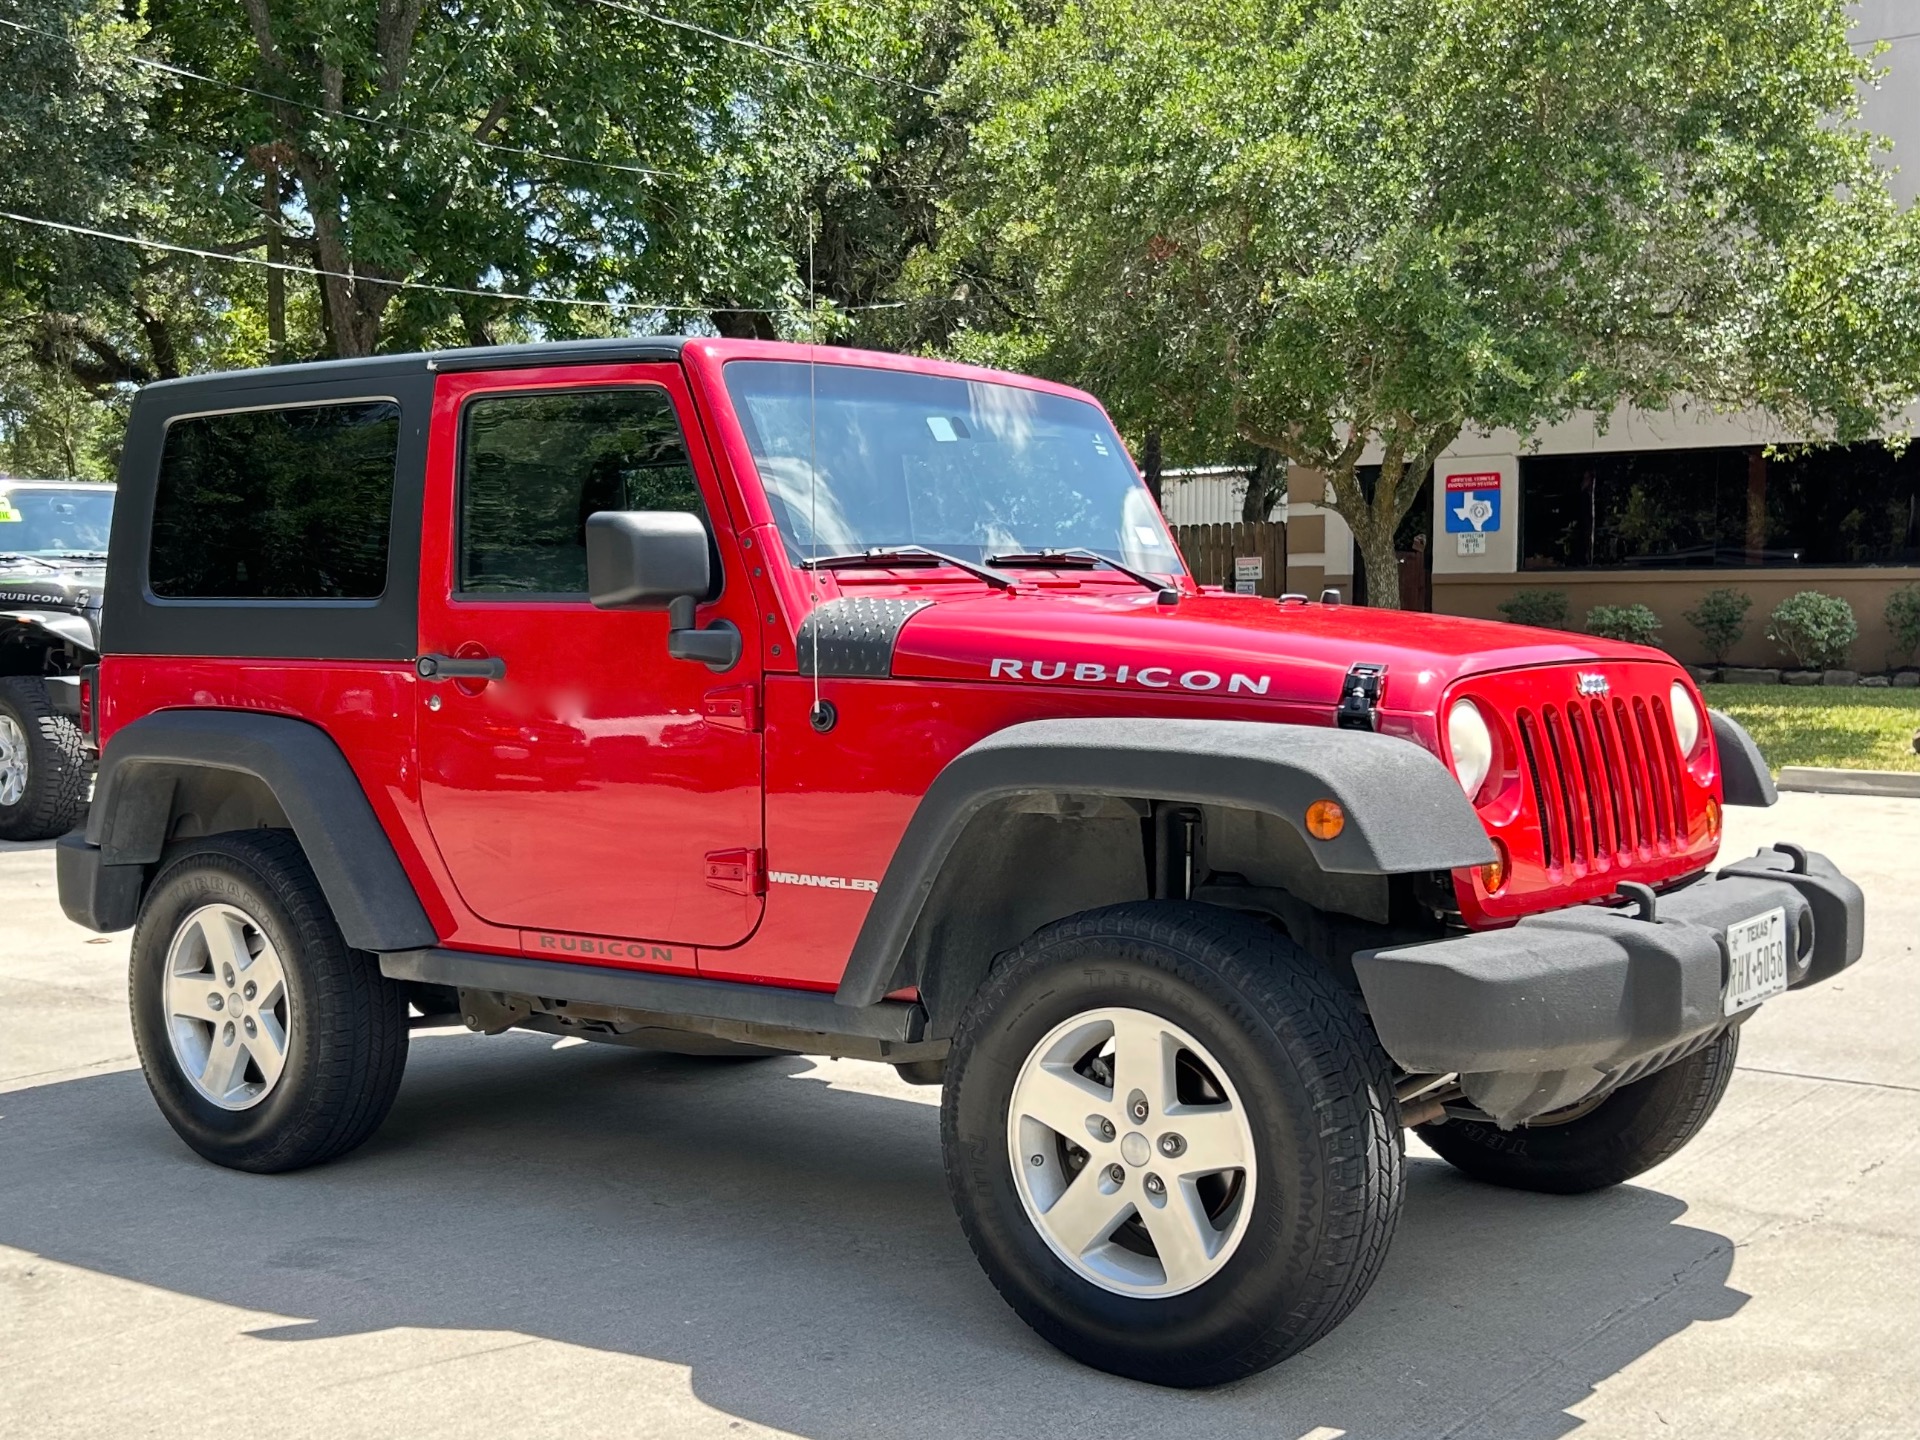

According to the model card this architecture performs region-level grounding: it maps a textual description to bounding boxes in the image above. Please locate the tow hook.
[1616,881,1659,922]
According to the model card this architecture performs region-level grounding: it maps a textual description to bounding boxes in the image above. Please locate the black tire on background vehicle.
[129,830,409,1173]
[1415,1027,1741,1195]
[0,675,92,842]
[942,901,1403,1389]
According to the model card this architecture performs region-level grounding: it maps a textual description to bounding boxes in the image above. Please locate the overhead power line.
[0,14,689,180]
[0,208,918,318]
[587,0,936,96]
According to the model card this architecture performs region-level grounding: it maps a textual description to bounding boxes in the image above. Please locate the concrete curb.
[1776,766,1920,798]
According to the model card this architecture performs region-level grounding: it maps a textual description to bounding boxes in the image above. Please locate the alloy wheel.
[1006,1005,1257,1297]
[0,713,27,807]
[163,903,293,1110]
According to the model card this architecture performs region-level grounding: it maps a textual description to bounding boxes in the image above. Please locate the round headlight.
[1669,681,1702,756]
[1447,698,1495,800]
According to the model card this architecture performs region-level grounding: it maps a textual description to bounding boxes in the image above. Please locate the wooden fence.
[1172,522,1288,597]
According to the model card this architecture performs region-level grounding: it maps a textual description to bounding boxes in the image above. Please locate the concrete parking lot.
[2,792,1916,1440]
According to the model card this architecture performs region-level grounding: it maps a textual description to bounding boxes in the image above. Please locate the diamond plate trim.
[795,597,935,678]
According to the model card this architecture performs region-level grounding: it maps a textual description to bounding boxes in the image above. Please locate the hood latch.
[1336,663,1387,731]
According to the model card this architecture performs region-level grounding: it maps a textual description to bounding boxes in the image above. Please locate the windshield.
[0,487,113,556]
[722,361,1181,575]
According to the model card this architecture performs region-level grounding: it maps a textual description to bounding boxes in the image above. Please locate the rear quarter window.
[150,401,400,599]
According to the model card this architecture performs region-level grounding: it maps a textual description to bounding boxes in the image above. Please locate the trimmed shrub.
[1498,588,1570,629]
[1682,587,1752,665]
[1766,591,1857,669]
[1586,603,1662,646]
[1887,585,1920,665]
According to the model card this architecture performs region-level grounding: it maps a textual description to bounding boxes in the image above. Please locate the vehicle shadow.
[0,1033,1745,1440]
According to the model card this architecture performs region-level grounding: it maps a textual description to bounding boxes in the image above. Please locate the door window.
[459,387,706,595]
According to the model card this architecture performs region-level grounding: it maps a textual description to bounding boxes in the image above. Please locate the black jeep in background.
[0,476,113,839]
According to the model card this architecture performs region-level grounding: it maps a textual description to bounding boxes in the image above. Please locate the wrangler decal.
[769,870,880,892]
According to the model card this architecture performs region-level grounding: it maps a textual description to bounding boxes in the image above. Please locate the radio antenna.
[804,178,829,732]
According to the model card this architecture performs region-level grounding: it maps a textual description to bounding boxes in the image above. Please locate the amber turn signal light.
[1305,799,1345,841]
[1705,797,1722,839]
[1480,838,1509,894]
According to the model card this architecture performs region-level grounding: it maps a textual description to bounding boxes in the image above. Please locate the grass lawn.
[1704,683,1920,773]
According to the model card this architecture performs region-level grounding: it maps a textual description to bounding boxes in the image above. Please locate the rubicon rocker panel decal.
[529,932,683,964]
[988,657,1273,695]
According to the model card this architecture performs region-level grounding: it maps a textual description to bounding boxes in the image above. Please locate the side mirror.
[585,510,710,609]
[584,511,741,673]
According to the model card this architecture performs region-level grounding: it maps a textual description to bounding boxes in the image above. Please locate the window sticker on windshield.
[1134,525,1162,546]
[926,416,959,443]
[1092,436,1110,455]
[0,501,20,522]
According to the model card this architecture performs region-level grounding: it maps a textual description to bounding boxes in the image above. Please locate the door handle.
[416,654,506,682]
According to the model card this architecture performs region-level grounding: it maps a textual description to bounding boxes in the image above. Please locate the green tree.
[946,0,1920,605]
[4,0,919,387]
[0,0,161,473]
[152,0,913,357]
[0,0,153,294]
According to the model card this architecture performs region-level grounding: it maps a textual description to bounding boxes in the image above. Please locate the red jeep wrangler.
[59,339,1863,1386]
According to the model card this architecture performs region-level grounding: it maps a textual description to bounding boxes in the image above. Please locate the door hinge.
[1336,663,1387,731]
[701,683,761,733]
[705,848,765,896]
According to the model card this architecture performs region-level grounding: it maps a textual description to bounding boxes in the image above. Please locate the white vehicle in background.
[0,476,113,839]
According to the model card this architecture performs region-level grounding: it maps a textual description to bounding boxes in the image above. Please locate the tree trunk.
[133,304,181,380]
[1351,514,1404,611]
[1142,429,1163,504]
[1242,447,1283,522]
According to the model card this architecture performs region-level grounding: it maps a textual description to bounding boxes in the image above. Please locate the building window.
[459,387,706,596]
[1520,444,1920,570]
[151,401,399,599]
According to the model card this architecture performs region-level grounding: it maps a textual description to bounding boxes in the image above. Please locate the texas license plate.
[1724,908,1789,1016]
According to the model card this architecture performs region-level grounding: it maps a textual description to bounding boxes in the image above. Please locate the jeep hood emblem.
[1576,672,1610,697]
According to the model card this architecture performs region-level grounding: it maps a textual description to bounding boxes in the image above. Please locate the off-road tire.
[941,901,1403,1388]
[130,830,409,1173]
[0,675,91,841]
[1415,1027,1740,1194]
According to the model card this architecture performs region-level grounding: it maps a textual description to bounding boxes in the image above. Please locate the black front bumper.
[1354,845,1864,1125]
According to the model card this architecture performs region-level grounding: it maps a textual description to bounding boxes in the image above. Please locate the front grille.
[1515,696,1688,875]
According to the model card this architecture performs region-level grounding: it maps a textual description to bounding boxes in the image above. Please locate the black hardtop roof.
[136,336,692,398]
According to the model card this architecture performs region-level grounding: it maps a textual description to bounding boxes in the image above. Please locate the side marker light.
[1480,838,1509,894]
[1305,799,1345,841]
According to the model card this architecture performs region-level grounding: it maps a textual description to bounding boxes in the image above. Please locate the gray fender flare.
[0,608,96,654]
[833,716,1494,1007]
[78,709,436,951]
[1709,709,1777,807]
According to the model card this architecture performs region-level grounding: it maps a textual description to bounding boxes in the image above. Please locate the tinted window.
[460,388,704,594]
[1520,444,1920,570]
[151,402,399,598]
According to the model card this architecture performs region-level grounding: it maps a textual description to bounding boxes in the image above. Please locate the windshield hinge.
[1336,663,1387,731]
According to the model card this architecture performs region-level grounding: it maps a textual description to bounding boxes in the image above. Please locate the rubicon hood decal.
[988,657,1272,695]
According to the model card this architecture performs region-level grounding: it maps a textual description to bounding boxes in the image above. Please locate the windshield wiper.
[987,547,1180,604]
[798,545,1014,590]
